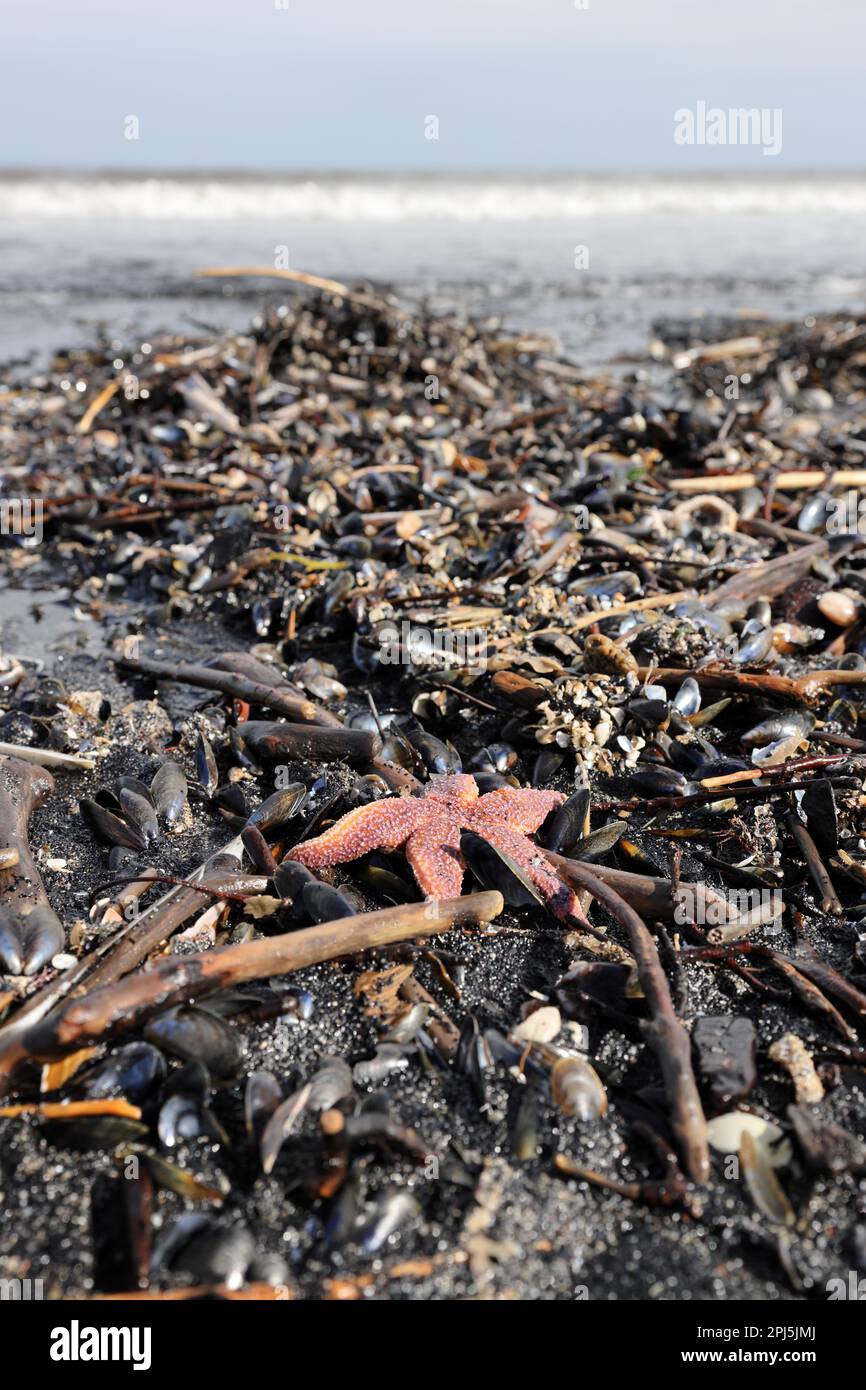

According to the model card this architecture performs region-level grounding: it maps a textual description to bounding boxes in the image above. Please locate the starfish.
[288,773,580,920]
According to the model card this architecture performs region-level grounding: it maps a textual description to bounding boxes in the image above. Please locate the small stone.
[693,1015,757,1111]
[51,953,77,971]
[45,858,67,872]
[818,591,859,627]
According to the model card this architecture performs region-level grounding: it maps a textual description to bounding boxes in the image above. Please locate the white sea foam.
[2,173,866,222]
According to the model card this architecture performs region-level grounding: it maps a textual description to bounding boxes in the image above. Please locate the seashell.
[80,797,147,851]
[542,788,589,854]
[707,1111,792,1168]
[670,494,739,536]
[246,784,308,834]
[79,1042,166,1103]
[550,1055,607,1120]
[672,676,701,716]
[796,491,835,533]
[118,787,159,848]
[818,590,860,627]
[195,732,219,798]
[741,711,814,749]
[144,1006,244,1081]
[461,830,543,907]
[150,761,188,824]
[245,1070,283,1143]
[301,880,358,923]
[739,1130,795,1226]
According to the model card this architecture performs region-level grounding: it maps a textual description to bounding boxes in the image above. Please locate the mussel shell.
[150,760,188,824]
[672,676,701,716]
[353,1045,412,1086]
[301,880,357,923]
[800,778,839,857]
[80,797,148,851]
[571,821,626,862]
[245,1069,283,1142]
[140,1151,227,1204]
[41,1116,149,1151]
[461,831,542,908]
[212,782,248,818]
[195,731,219,798]
[543,788,589,855]
[79,1042,166,1103]
[550,1055,607,1120]
[408,730,462,775]
[144,1006,245,1081]
[154,1215,255,1289]
[158,1093,227,1149]
[246,784,308,834]
[741,711,814,749]
[628,763,690,797]
[736,626,775,666]
[273,859,317,900]
[119,788,159,847]
[307,1057,353,1111]
[357,1188,421,1253]
[627,697,671,729]
[0,904,64,976]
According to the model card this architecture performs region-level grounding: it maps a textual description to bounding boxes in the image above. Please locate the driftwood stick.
[0,744,95,772]
[639,665,866,704]
[23,892,503,1060]
[787,814,843,915]
[115,655,340,727]
[548,859,710,1185]
[594,776,858,815]
[0,835,251,1087]
[545,852,736,925]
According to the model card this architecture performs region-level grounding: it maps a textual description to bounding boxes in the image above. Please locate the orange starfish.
[288,773,580,920]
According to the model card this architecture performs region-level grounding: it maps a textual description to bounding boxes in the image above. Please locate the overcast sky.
[1,0,863,170]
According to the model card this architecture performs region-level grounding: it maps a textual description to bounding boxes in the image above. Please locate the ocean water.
[1,171,865,366]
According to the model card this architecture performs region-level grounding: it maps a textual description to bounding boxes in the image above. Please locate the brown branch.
[115,655,342,728]
[23,893,503,1060]
[545,859,709,1185]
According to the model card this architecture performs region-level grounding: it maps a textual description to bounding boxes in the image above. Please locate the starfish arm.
[404,821,465,898]
[473,822,581,922]
[288,796,423,868]
[473,787,565,835]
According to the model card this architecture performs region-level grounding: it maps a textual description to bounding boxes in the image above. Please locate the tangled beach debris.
[1,273,866,1298]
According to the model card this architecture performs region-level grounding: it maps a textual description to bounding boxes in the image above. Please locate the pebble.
[818,591,860,627]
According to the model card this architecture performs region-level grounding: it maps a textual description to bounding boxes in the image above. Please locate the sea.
[1,170,865,367]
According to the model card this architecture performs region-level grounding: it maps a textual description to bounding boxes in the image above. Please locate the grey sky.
[1,0,863,170]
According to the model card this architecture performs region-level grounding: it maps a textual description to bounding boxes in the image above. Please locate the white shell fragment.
[707,1111,793,1169]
